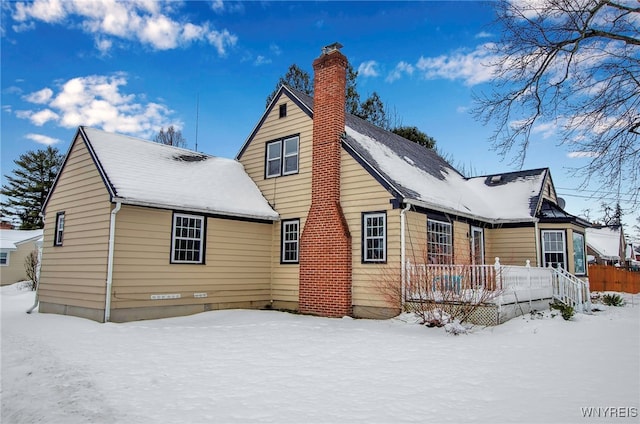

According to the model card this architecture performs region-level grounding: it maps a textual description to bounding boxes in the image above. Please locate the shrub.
[602,293,625,307]
[550,300,575,321]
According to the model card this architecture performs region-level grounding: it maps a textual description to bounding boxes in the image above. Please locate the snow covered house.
[0,229,43,286]
[586,225,626,266]
[38,44,590,322]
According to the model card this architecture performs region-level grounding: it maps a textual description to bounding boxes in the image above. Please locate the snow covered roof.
[586,226,623,261]
[0,229,43,250]
[279,86,547,224]
[79,127,278,221]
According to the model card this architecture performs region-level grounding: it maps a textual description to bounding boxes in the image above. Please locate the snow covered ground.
[2,284,639,424]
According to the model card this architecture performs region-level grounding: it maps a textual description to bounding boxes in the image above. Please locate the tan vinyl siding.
[238,94,314,305]
[485,226,537,267]
[453,221,471,265]
[341,150,399,310]
[0,239,40,285]
[111,205,272,309]
[39,135,112,311]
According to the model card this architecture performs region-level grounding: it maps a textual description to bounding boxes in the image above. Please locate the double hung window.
[281,219,300,263]
[172,213,205,264]
[363,212,386,263]
[266,136,299,178]
[427,219,452,264]
[542,230,566,269]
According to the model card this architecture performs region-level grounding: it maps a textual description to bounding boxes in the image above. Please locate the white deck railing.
[403,258,591,312]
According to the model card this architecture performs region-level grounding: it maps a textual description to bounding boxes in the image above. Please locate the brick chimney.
[299,43,353,317]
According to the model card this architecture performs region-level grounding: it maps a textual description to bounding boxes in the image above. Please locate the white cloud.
[475,31,492,39]
[254,55,271,66]
[415,43,498,86]
[567,151,600,159]
[25,133,61,145]
[385,61,414,83]
[23,87,53,104]
[270,44,282,56]
[18,73,176,138]
[358,60,379,78]
[10,0,238,54]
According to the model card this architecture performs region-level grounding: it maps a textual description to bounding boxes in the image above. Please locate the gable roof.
[0,229,43,251]
[586,226,624,261]
[268,86,549,224]
[48,127,278,221]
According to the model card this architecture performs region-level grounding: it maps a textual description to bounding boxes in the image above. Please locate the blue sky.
[1,0,636,231]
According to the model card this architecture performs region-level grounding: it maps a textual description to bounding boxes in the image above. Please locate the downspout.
[104,201,122,323]
[400,203,411,307]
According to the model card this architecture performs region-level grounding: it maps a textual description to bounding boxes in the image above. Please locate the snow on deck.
[82,127,278,221]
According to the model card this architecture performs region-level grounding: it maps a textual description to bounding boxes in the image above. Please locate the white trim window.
[172,213,205,264]
[54,212,65,246]
[427,219,453,264]
[265,136,299,178]
[0,251,9,266]
[363,212,386,263]
[542,230,567,269]
[281,219,300,263]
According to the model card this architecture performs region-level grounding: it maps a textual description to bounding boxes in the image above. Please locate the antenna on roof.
[195,92,200,152]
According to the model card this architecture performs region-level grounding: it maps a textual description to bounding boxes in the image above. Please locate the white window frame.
[0,251,9,266]
[427,219,453,264]
[541,230,567,269]
[265,136,299,178]
[54,212,65,246]
[363,212,386,263]
[171,213,205,264]
[281,219,300,264]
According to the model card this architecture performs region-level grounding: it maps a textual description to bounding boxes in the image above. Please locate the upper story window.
[265,136,299,178]
[363,212,386,263]
[427,219,452,264]
[279,103,287,118]
[54,212,65,246]
[171,213,205,264]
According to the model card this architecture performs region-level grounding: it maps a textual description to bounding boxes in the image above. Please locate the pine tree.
[391,126,436,149]
[1,146,63,229]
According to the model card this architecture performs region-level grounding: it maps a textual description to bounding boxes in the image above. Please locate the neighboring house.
[0,229,43,286]
[38,44,590,322]
[586,225,625,266]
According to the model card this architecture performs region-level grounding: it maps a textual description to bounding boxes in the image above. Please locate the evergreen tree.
[391,126,436,149]
[1,146,63,229]
[355,92,387,128]
[154,125,187,148]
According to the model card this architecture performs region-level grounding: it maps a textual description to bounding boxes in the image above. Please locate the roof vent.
[174,153,208,162]
[490,175,502,184]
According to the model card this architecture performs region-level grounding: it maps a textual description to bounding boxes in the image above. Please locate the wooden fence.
[588,265,640,293]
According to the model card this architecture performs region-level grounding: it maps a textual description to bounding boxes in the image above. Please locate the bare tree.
[24,250,39,291]
[154,125,187,148]
[475,0,639,204]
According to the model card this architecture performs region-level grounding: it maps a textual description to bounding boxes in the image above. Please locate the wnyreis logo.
[581,407,638,418]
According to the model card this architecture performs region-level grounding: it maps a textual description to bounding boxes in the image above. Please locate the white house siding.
[39,135,112,321]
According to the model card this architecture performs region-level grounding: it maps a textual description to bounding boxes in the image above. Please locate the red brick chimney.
[299,43,352,317]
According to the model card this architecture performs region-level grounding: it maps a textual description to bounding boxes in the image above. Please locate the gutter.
[104,201,122,322]
[400,203,411,307]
